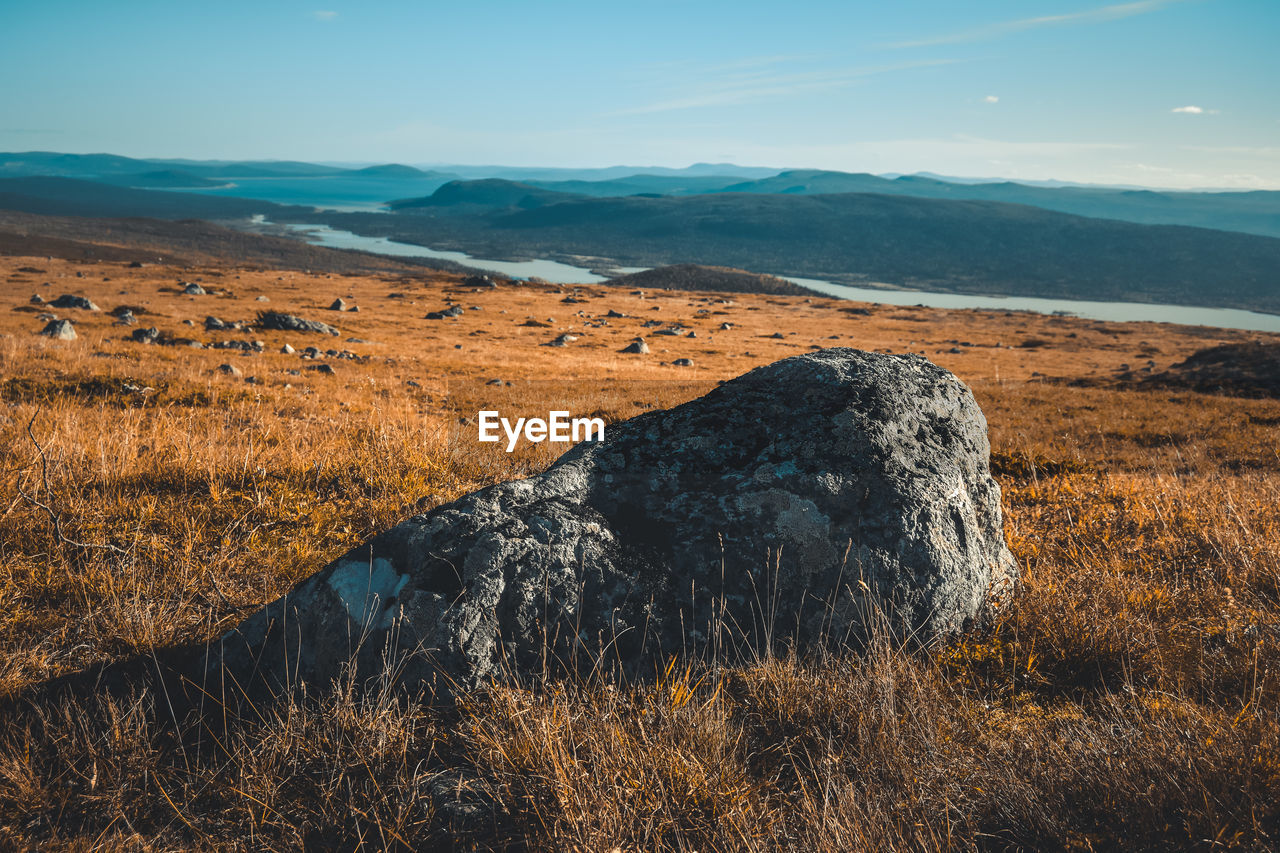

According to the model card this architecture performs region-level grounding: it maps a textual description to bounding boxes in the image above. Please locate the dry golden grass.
[0,255,1278,850]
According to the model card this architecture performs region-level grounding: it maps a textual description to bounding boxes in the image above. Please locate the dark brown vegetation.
[1144,341,1280,398]
[603,263,813,296]
[1,248,1278,850]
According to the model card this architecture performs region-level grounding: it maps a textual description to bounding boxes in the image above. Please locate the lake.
[280,221,1280,334]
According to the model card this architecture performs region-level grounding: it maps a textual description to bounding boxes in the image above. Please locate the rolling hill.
[332,183,1280,312]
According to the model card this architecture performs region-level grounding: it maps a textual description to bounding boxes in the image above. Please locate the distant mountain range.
[2,157,1279,314]
[0,151,457,184]
[4,152,1278,238]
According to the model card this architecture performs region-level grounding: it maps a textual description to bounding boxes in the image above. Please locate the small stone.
[329,298,349,311]
[183,282,206,295]
[281,344,296,354]
[39,319,76,340]
[218,363,242,376]
[620,339,650,354]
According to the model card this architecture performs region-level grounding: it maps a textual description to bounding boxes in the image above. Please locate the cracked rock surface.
[208,348,1017,700]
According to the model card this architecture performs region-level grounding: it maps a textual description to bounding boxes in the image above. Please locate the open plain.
[2,252,1279,850]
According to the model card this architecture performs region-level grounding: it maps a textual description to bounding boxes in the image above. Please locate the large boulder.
[207,349,1017,700]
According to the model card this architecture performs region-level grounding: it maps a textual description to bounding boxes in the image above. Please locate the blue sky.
[1,0,1276,187]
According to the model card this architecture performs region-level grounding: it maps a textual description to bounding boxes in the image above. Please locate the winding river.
[279,221,1280,334]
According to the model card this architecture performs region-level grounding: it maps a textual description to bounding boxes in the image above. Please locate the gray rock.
[29,294,43,304]
[205,316,226,331]
[49,294,100,311]
[720,323,733,330]
[329,298,349,311]
[255,311,339,336]
[546,333,578,347]
[207,349,1017,702]
[131,327,160,344]
[113,311,137,326]
[671,358,694,367]
[39,319,76,340]
[183,282,206,295]
[280,343,296,354]
[620,339,650,354]
[217,363,242,376]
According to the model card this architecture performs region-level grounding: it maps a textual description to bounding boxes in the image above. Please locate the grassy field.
[1,254,1278,850]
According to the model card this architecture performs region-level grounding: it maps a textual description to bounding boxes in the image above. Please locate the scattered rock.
[255,295,270,302]
[209,349,1018,701]
[620,339,650,354]
[205,316,227,331]
[546,333,578,347]
[217,363,242,377]
[605,310,626,318]
[212,340,264,353]
[49,294,100,311]
[281,344,296,355]
[113,311,137,326]
[671,358,694,367]
[255,311,339,336]
[720,323,733,330]
[39,319,76,340]
[131,327,160,344]
[308,363,336,375]
[329,298,350,311]
[464,275,497,288]
[183,282,206,295]
[29,294,43,304]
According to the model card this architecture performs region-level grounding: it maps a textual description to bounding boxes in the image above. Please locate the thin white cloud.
[1171,105,1216,114]
[984,95,1000,103]
[887,0,1185,49]
[312,10,338,21]
[1183,145,1279,156]
[608,58,959,116]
